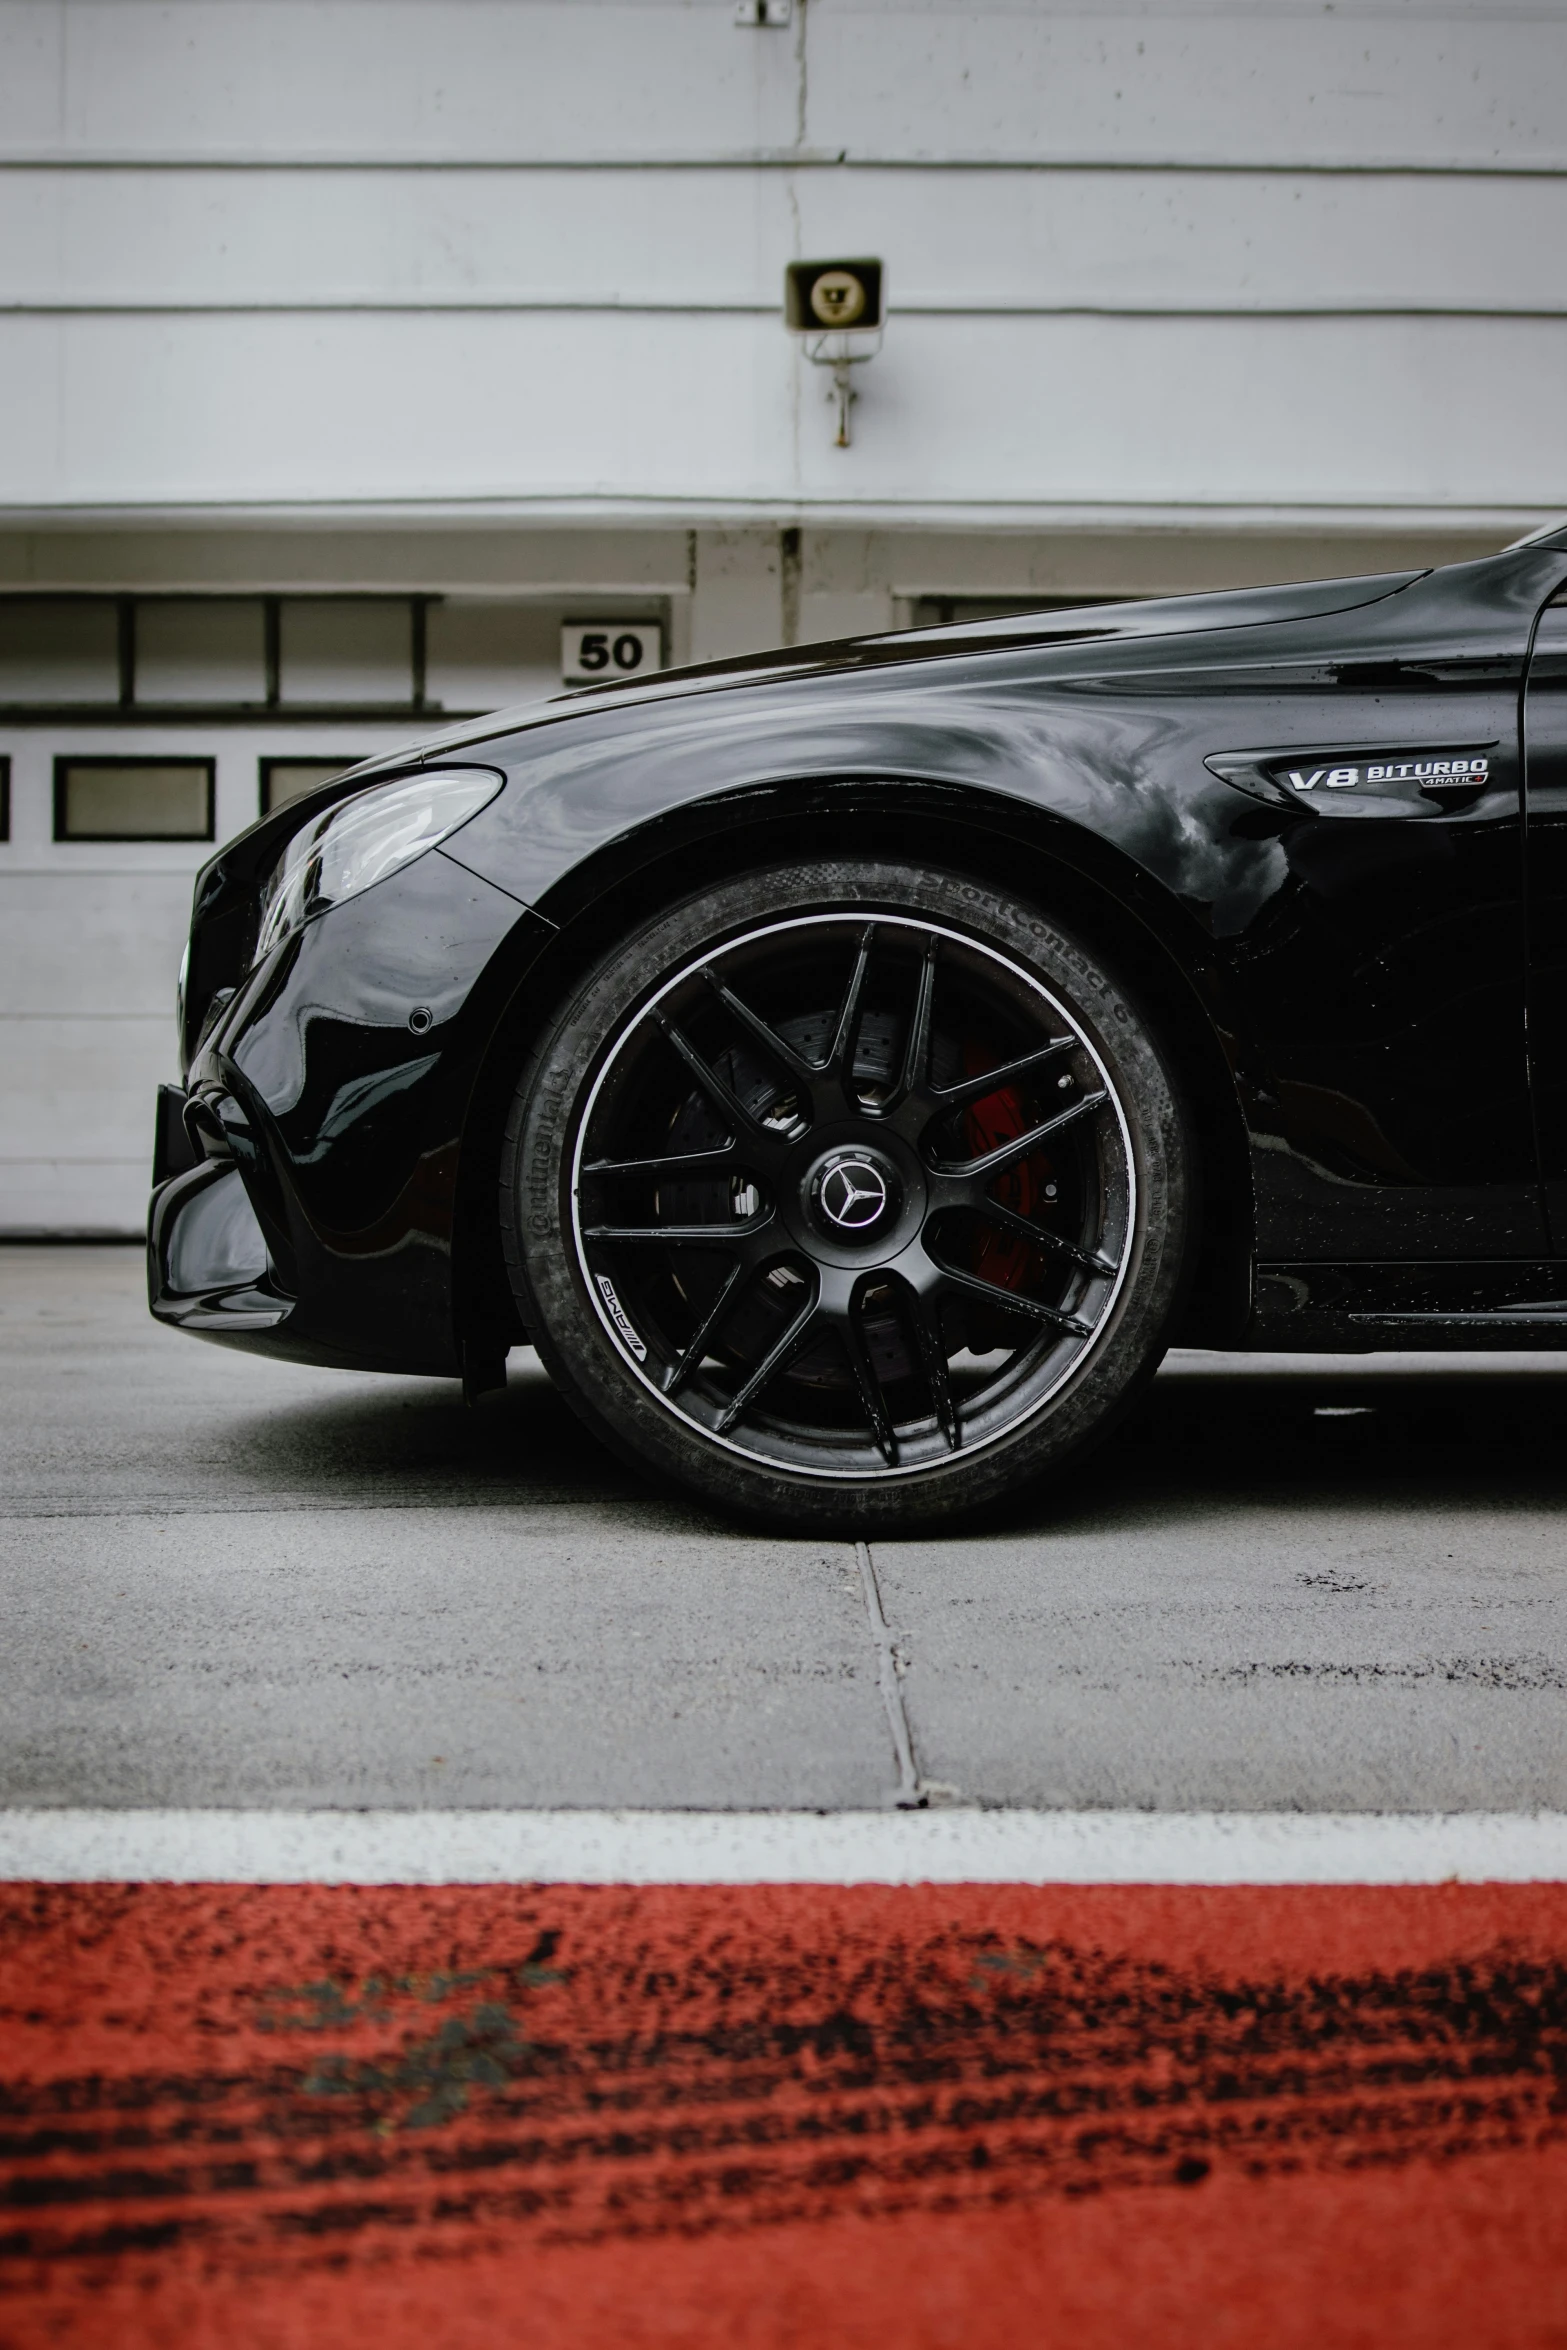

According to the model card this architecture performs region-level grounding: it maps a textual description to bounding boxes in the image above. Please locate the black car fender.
[441,699,1269,1348]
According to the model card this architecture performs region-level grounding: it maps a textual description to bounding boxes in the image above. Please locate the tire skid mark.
[2,1883,1566,2292]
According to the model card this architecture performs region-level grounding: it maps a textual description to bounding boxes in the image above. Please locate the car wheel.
[502,859,1190,1531]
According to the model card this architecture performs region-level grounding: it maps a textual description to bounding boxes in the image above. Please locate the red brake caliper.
[962,1050,1051,1293]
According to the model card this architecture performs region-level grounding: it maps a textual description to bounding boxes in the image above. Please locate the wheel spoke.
[582,1144,743,1181]
[878,934,936,1114]
[841,1289,899,1466]
[581,1215,771,1245]
[930,1034,1078,1112]
[700,969,817,1084]
[653,1011,773,1144]
[930,1257,1095,1339]
[716,1283,821,1434]
[971,1193,1119,1278]
[826,924,876,1085]
[665,1256,751,1396]
[932,1089,1108,1182]
[898,1281,960,1452]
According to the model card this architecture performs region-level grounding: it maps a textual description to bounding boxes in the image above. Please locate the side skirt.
[1249,1260,1567,1352]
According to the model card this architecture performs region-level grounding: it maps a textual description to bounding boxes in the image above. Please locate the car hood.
[400,566,1428,763]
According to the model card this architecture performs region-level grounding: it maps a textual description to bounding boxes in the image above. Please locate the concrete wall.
[1,0,1562,527]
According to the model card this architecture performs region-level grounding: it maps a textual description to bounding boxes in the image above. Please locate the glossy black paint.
[160,843,552,1375]
[1254,1260,1567,1350]
[1524,592,1567,1251]
[149,530,1567,1377]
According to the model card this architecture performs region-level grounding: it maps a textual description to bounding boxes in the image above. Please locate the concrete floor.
[3,1245,1566,1812]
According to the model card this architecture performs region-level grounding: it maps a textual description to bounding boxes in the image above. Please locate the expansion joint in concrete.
[855,1538,934,1810]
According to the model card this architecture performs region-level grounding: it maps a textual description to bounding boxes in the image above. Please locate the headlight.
[254,766,503,963]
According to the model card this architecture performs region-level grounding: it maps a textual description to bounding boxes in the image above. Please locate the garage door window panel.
[55,759,215,843]
[260,759,365,818]
[279,603,414,708]
[137,602,268,708]
[0,601,119,707]
[426,601,561,715]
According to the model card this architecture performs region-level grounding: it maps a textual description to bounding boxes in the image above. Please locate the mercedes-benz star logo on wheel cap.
[819,1155,890,1232]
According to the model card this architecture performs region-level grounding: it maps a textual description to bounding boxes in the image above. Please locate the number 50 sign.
[561,621,664,688]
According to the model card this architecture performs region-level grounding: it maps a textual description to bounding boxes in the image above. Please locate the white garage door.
[0,591,665,1233]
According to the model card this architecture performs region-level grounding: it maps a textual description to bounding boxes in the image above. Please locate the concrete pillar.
[688,527,784,662]
[799,529,896,649]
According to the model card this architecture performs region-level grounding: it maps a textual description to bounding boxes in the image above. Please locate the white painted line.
[2,1809,1567,1886]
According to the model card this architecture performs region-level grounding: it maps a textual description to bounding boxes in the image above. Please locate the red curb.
[3,1882,1565,2346]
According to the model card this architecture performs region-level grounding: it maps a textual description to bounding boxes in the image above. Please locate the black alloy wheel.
[504,861,1190,1530]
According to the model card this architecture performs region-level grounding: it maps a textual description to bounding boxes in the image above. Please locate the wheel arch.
[452,778,1256,1359]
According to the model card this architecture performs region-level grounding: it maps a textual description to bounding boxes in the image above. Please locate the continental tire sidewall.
[503,860,1190,1532]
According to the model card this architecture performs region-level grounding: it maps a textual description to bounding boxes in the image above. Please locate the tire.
[501,858,1190,1532]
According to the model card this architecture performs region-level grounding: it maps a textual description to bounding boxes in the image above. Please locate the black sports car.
[150,522,1567,1528]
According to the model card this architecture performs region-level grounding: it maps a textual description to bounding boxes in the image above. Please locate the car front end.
[148,759,551,1387]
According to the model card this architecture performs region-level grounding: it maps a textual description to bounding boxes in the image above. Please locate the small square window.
[0,599,119,705]
[138,600,267,705]
[280,601,411,705]
[426,601,559,712]
[260,758,363,816]
[55,758,214,842]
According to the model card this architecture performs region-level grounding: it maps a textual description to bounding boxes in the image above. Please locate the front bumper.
[148,1155,293,1340]
[149,1079,295,1344]
[147,850,553,1376]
